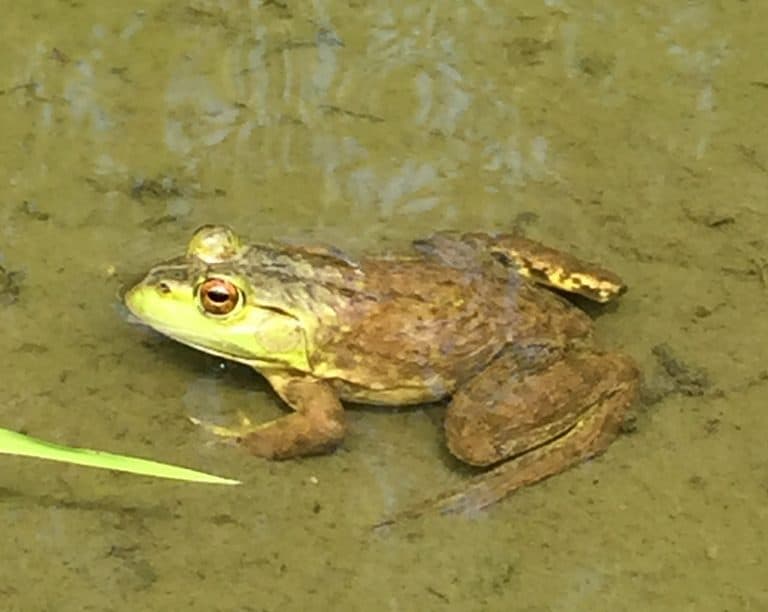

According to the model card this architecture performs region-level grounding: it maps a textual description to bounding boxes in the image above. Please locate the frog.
[124,225,639,518]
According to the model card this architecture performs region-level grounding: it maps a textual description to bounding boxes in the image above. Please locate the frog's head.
[123,225,313,372]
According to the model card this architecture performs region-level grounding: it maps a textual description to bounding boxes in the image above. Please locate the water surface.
[1,2,766,611]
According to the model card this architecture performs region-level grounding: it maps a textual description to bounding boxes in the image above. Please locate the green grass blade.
[0,428,240,485]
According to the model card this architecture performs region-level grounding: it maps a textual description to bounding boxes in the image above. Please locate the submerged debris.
[0,265,23,306]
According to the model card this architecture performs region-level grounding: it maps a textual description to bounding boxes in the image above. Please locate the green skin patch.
[0,427,240,485]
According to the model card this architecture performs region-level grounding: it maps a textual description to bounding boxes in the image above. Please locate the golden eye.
[198,278,240,315]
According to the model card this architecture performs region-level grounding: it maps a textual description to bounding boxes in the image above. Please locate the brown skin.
[125,227,640,518]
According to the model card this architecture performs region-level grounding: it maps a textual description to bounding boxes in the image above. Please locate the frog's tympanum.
[125,225,639,518]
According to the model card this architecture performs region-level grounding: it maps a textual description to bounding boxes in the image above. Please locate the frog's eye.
[197,278,241,315]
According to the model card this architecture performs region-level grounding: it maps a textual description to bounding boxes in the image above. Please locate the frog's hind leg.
[480,233,627,304]
[380,350,639,524]
[413,231,627,303]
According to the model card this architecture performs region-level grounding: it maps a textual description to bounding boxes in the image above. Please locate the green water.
[1,2,766,611]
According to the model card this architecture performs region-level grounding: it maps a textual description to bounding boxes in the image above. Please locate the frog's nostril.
[158,282,171,294]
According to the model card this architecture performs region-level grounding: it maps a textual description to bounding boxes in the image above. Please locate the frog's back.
[308,254,521,404]
[274,235,594,405]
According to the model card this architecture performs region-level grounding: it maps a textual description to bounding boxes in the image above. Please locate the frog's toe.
[372,480,493,528]
[188,412,256,439]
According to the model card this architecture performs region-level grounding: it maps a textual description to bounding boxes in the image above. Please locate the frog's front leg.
[195,371,346,459]
[384,349,639,523]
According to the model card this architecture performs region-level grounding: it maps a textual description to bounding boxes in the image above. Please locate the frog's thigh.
[445,351,637,468]
[438,350,638,513]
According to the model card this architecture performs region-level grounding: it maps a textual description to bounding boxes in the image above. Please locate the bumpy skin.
[124,226,639,518]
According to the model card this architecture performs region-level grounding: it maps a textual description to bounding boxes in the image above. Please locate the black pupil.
[207,287,231,303]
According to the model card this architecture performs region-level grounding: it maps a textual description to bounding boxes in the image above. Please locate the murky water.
[1,1,766,610]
